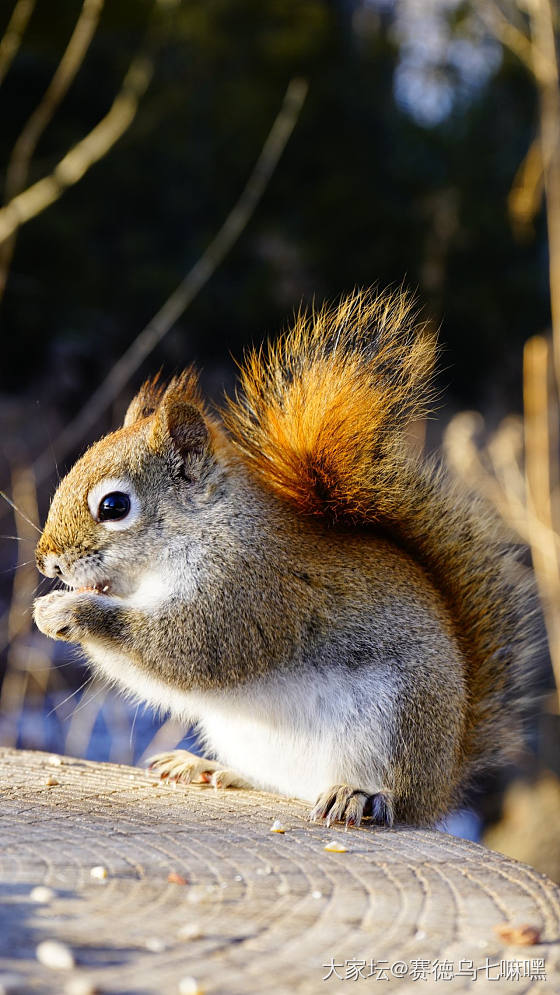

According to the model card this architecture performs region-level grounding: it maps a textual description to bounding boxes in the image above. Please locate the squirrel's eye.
[97,492,131,522]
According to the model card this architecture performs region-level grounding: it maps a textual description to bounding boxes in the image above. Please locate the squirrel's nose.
[36,550,63,578]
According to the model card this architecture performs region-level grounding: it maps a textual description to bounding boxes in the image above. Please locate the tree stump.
[1,748,559,993]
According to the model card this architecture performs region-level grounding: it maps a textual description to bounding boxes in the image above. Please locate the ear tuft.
[123,374,165,427]
[148,369,211,471]
[160,398,210,459]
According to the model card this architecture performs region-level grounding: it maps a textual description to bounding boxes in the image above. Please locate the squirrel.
[33,288,537,828]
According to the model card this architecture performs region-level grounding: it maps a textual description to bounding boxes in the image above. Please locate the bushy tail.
[224,288,539,777]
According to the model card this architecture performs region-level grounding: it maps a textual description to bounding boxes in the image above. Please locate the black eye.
[97,492,131,522]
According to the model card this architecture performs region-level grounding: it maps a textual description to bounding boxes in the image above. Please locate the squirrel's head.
[35,371,224,596]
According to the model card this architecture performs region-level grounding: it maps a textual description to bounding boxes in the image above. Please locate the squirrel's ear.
[123,375,165,427]
[149,392,211,471]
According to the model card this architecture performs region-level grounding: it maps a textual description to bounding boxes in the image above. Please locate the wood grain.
[0,748,559,993]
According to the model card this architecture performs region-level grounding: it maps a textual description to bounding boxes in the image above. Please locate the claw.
[310,785,394,828]
[147,750,251,792]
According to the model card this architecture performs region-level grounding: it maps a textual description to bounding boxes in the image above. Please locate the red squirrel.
[34,289,537,826]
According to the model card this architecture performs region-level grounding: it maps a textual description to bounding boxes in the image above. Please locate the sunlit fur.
[224,288,435,520]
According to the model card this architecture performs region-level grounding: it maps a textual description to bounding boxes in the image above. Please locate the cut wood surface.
[0,748,559,994]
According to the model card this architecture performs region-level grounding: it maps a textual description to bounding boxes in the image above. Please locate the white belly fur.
[84,640,395,803]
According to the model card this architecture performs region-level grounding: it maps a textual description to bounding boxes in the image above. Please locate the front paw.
[310,784,394,828]
[148,750,252,790]
[33,590,92,642]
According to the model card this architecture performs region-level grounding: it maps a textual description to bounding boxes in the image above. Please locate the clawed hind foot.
[147,749,251,790]
[310,784,394,828]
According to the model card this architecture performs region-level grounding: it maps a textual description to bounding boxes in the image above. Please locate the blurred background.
[0,0,559,879]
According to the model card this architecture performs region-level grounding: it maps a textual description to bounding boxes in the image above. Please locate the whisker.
[21,657,79,672]
[0,559,36,574]
[130,702,140,751]
[31,575,63,598]
[21,604,39,616]
[20,580,50,612]
[52,657,87,670]
[65,682,106,722]
[0,490,41,534]
[0,535,35,542]
[46,674,93,718]
[32,577,51,596]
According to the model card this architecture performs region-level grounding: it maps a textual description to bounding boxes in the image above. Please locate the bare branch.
[0,0,105,298]
[0,52,153,249]
[529,0,560,388]
[443,411,558,557]
[523,334,560,694]
[508,134,544,233]
[476,0,560,393]
[0,0,35,86]
[0,462,40,745]
[445,337,560,703]
[474,0,535,73]
[30,77,308,486]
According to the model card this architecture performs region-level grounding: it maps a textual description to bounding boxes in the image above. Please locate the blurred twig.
[0,0,35,86]
[477,1,560,378]
[29,76,308,486]
[444,412,560,559]
[0,0,105,299]
[0,51,153,251]
[529,0,560,388]
[524,335,560,689]
[508,135,544,235]
[474,0,535,73]
[445,367,560,705]
[0,462,41,745]
[462,0,560,714]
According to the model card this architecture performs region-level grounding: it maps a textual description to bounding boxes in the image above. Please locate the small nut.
[178,977,204,995]
[494,923,541,945]
[186,885,210,904]
[89,865,108,881]
[36,940,75,970]
[324,840,348,852]
[145,937,166,952]
[64,977,99,995]
[167,872,188,885]
[45,775,59,787]
[177,923,202,941]
[30,886,55,903]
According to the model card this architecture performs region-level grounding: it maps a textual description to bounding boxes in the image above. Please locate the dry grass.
[447,0,560,711]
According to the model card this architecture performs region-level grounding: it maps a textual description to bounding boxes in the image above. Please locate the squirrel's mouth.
[75,581,112,595]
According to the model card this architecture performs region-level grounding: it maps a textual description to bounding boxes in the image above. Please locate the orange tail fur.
[224,288,436,520]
